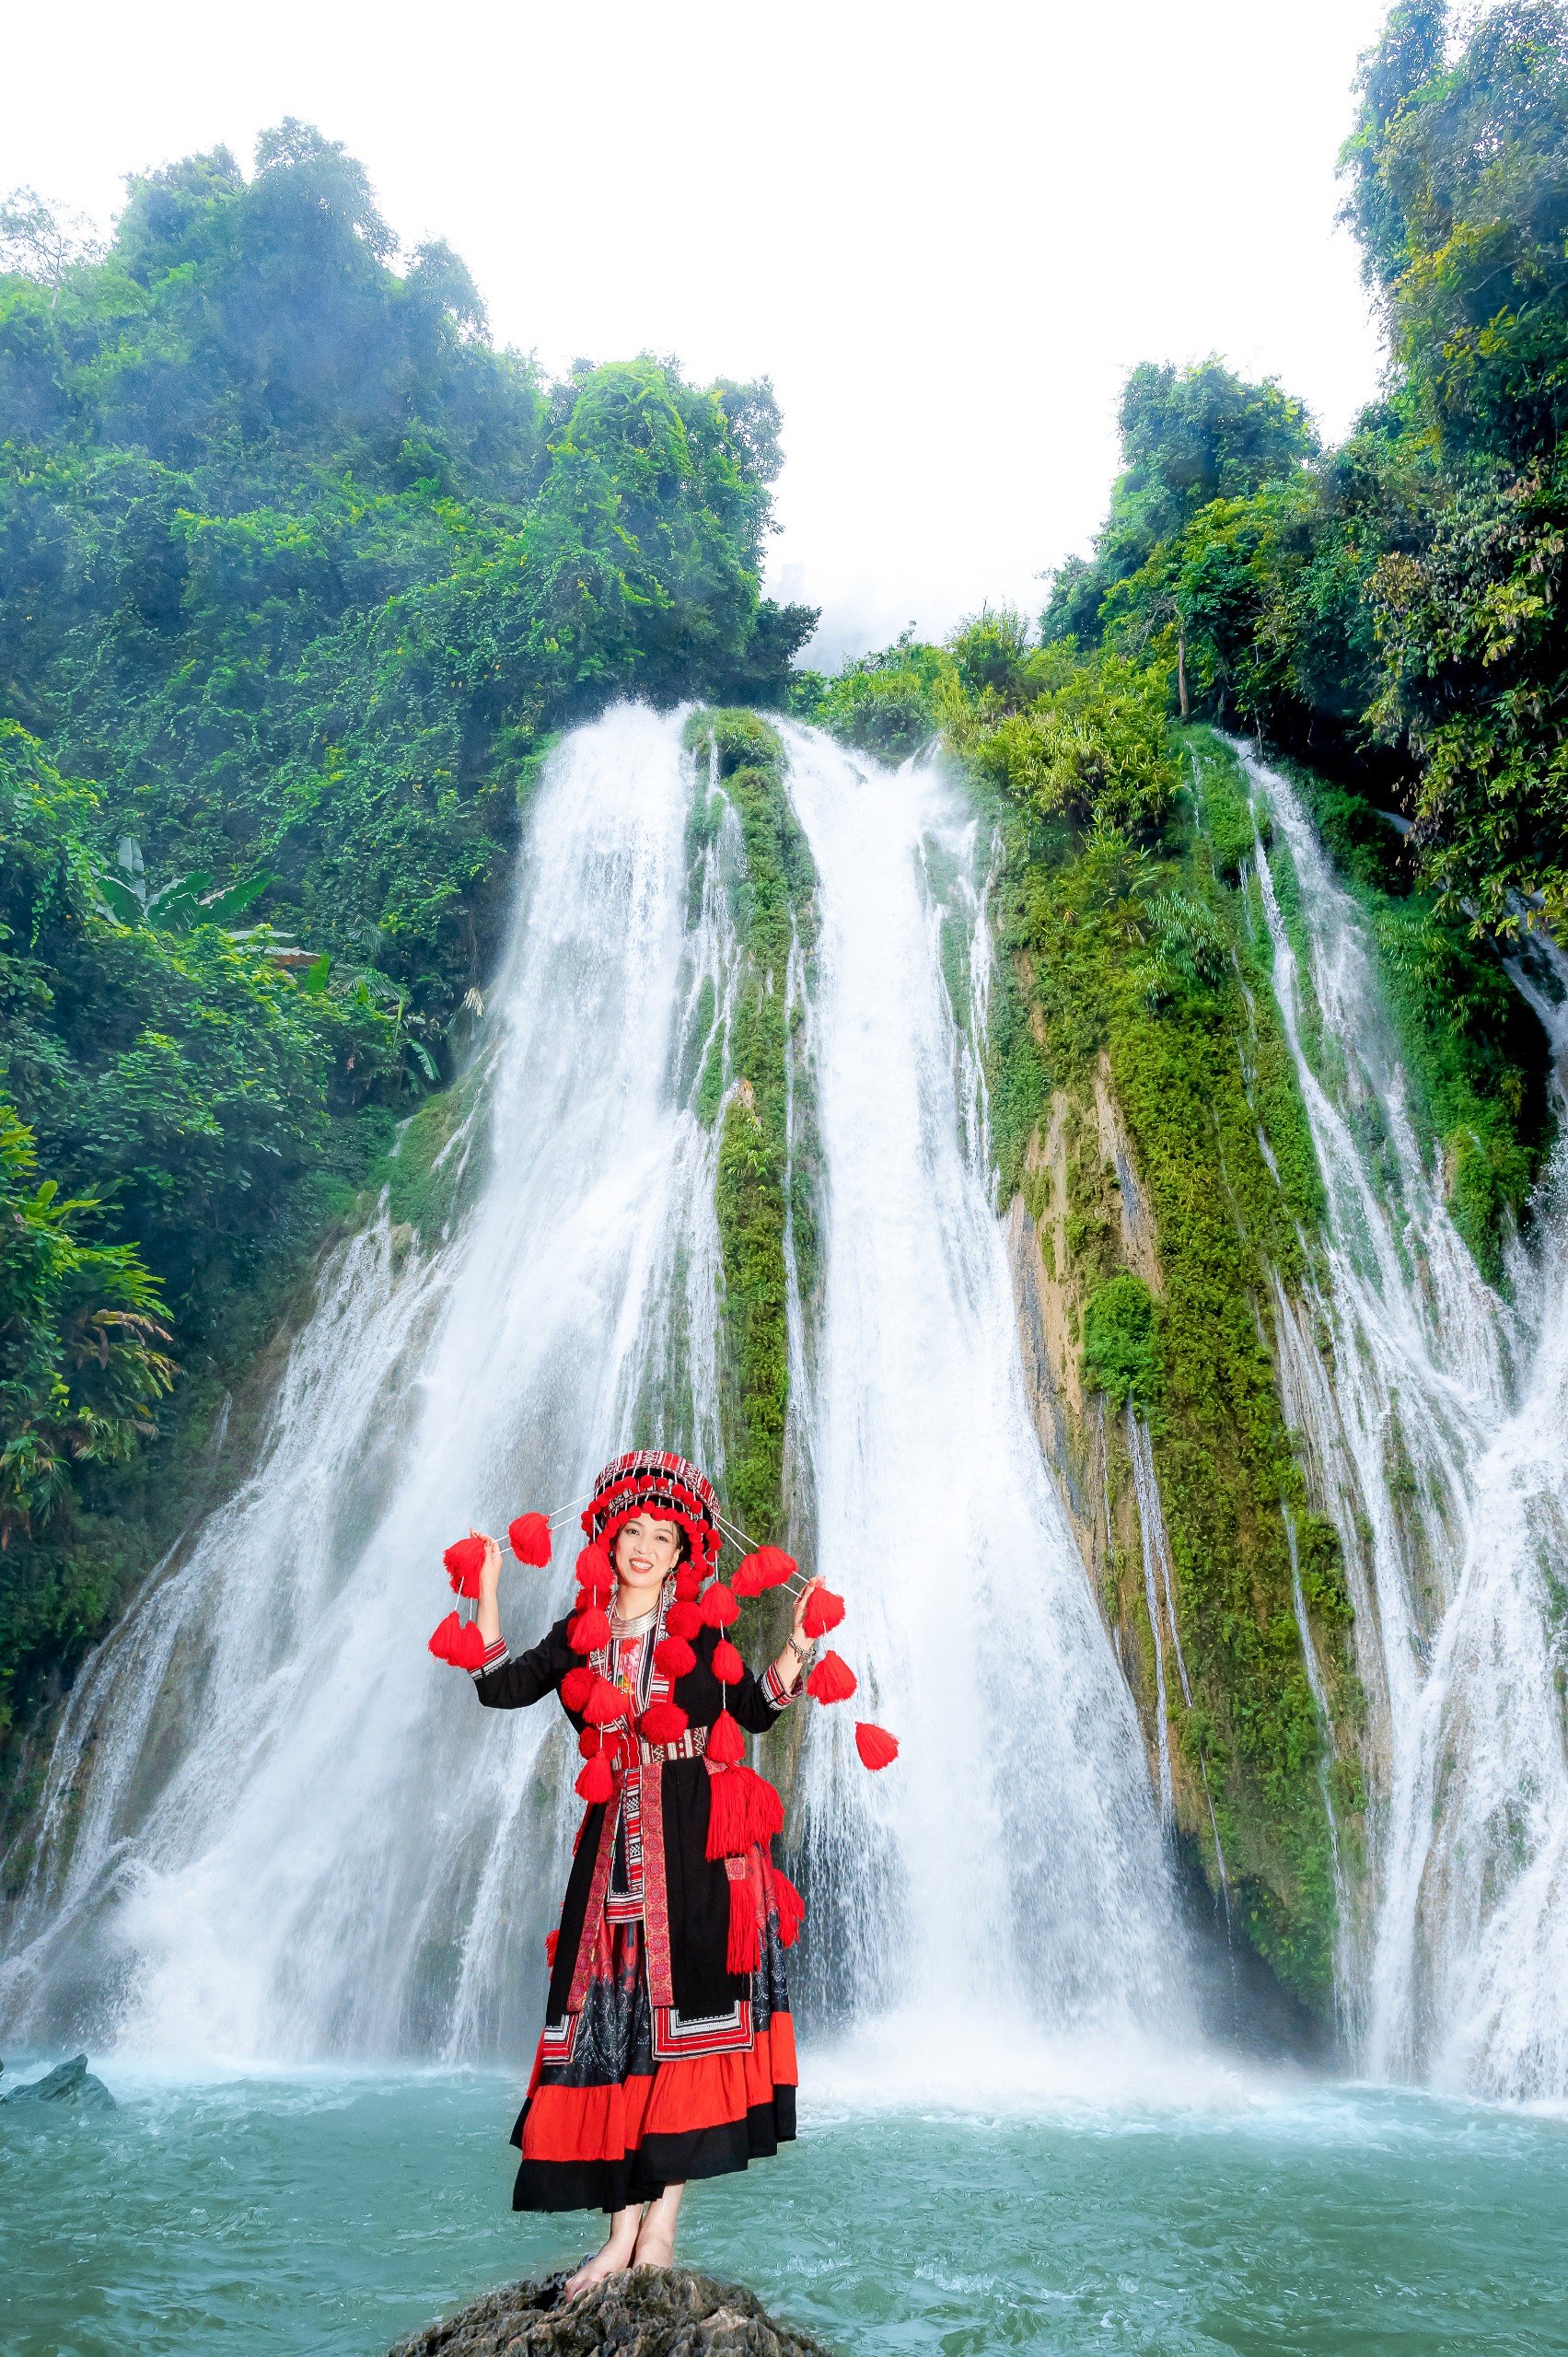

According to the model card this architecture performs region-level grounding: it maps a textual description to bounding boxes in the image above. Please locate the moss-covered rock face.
[984,721,1361,2008]
[682,714,818,1550]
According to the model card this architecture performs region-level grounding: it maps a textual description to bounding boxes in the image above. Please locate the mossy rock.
[390,2267,837,2357]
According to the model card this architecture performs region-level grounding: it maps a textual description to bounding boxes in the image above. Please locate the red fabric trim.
[565,1797,619,2014]
[520,2016,796,2165]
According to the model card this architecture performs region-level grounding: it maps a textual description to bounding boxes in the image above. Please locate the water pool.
[4,2063,1566,2355]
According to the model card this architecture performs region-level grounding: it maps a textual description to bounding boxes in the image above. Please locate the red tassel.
[561,1666,594,1713]
[575,1544,613,1600]
[807,1650,857,1704]
[700,1583,739,1630]
[772,1869,806,1948]
[443,1535,488,1597]
[855,1721,900,1771]
[449,1620,487,1671]
[577,1726,599,1759]
[569,1606,611,1655]
[735,1545,796,1594]
[639,1698,690,1745]
[727,1871,761,1974]
[747,1771,784,1847]
[427,1611,462,1663]
[544,1928,560,1966]
[711,1637,745,1684]
[583,1677,627,1726]
[674,1565,703,1603]
[705,1764,753,1859]
[509,1513,552,1566]
[575,1752,615,1805]
[706,1709,745,1767]
[665,1598,702,1641]
[803,1585,846,1639]
[654,1634,696,1679]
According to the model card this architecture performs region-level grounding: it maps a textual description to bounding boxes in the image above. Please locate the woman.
[468,1448,817,2290]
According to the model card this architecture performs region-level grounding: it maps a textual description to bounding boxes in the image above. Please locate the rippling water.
[5,2063,1566,2355]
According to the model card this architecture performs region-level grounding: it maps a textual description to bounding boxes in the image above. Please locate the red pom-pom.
[570,1607,611,1655]
[711,1637,745,1684]
[655,1634,696,1679]
[747,1772,784,1847]
[726,1870,761,1975]
[855,1721,900,1771]
[509,1513,552,1566]
[544,1927,560,1966]
[735,1545,796,1594]
[700,1583,739,1630]
[665,1599,702,1641]
[443,1535,488,1597]
[772,1868,806,1947]
[449,1620,487,1671]
[706,1708,745,1766]
[674,1564,703,1603]
[583,1676,627,1726]
[561,1666,594,1713]
[705,1764,754,1859]
[639,1699,690,1746]
[807,1650,857,1704]
[803,1585,846,1639]
[575,1752,615,1805]
[577,1726,599,1758]
[575,1543,613,1600]
[427,1611,462,1663]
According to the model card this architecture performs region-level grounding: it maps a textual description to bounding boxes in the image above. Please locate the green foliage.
[815,631,953,759]
[1081,1272,1160,1410]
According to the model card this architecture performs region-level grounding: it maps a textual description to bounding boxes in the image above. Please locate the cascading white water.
[781,728,1184,2060]
[1242,744,1568,2098]
[1,704,739,2062]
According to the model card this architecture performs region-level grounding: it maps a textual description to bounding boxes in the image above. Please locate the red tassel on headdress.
[561,1666,594,1713]
[700,1583,739,1630]
[655,1633,696,1679]
[575,1751,615,1805]
[638,1699,690,1746]
[544,1928,560,1967]
[807,1650,857,1704]
[665,1599,702,1642]
[509,1514,552,1566]
[427,1611,462,1663]
[803,1585,846,1638]
[569,1606,611,1654]
[772,1869,806,1948]
[734,1546,796,1595]
[726,1870,761,1974]
[706,1708,745,1766]
[449,1620,487,1671]
[674,1564,703,1603]
[575,1544,613,1601]
[710,1637,744,1684]
[583,1676,627,1726]
[443,1536,487,1597]
[855,1721,900,1771]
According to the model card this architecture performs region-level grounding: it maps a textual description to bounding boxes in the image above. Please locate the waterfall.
[781,727,1183,2054]
[2,707,1183,2074]
[1243,744,1568,2099]
[1,705,737,2061]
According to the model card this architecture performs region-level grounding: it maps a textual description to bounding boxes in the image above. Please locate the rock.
[0,2053,117,2112]
[389,2267,836,2357]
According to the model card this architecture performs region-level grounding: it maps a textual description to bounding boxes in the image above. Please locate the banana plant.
[91,838,276,935]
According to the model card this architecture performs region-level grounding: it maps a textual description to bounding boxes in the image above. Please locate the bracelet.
[784,1632,816,1666]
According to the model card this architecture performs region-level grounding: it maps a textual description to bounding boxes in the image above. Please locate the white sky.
[5,0,1392,662]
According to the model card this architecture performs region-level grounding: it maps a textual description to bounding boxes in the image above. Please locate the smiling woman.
[461,1449,820,2290]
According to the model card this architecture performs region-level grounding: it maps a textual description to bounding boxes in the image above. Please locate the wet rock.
[389,2267,835,2357]
[0,2053,117,2112]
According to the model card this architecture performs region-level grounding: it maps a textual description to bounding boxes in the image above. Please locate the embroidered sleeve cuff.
[471,1635,509,1682]
[762,1661,801,1712]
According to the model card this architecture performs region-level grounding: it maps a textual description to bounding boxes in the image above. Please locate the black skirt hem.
[509,2091,796,2214]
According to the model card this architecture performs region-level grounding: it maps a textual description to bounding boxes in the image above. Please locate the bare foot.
[633,2224,675,2270]
[563,2234,637,2299]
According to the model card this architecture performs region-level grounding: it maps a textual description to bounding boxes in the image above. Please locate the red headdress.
[579,1447,725,1579]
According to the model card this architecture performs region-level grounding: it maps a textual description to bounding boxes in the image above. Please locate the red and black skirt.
[511,1844,797,2212]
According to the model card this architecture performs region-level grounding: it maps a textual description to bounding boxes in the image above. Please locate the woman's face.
[612,1514,682,1593]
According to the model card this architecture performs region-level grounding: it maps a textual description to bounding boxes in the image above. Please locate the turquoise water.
[4,2063,1567,2355]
